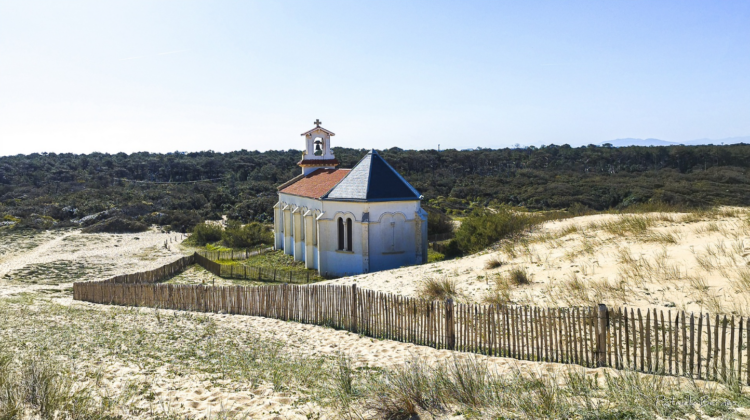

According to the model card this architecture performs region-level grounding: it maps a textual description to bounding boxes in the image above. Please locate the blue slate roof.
[324,150,421,202]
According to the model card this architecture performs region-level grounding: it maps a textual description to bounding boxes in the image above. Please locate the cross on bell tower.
[314,119,322,127]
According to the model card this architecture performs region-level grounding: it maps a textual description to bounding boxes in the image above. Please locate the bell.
[315,143,322,153]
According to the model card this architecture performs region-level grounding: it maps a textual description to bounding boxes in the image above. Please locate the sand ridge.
[324,209,750,315]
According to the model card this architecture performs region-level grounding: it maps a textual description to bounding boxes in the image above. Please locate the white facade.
[273,121,428,277]
[274,194,428,277]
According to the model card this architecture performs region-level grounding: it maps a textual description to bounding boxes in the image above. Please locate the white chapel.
[273,120,428,277]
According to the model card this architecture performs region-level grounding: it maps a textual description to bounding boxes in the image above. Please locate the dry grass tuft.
[484,255,504,270]
[558,224,581,237]
[729,268,750,296]
[600,215,654,236]
[417,277,461,301]
[642,231,679,244]
[0,352,111,419]
[501,241,518,259]
[483,275,511,306]
[508,267,531,285]
[695,221,721,235]
[353,355,744,419]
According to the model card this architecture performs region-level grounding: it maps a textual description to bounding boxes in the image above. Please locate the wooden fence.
[607,308,749,382]
[194,252,316,284]
[99,255,195,284]
[72,279,750,383]
[195,247,272,261]
[96,252,315,287]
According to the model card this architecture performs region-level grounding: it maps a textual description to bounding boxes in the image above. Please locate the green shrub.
[427,249,445,263]
[222,220,273,248]
[16,215,56,230]
[425,206,455,236]
[454,207,540,254]
[189,223,223,245]
[437,239,463,259]
[81,217,149,233]
[568,202,593,216]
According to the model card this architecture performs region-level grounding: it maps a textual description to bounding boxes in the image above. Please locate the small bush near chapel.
[425,206,454,236]
[222,220,273,248]
[190,223,223,245]
[454,207,539,254]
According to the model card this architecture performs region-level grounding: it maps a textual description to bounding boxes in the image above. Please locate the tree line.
[0,143,748,232]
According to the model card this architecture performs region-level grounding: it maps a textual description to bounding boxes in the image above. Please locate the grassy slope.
[1,293,749,419]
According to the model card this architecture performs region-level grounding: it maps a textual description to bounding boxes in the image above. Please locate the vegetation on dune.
[2,144,750,232]
[484,255,504,269]
[0,349,115,419]
[350,356,750,420]
[233,250,309,270]
[221,220,273,248]
[189,223,224,245]
[424,205,454,237]
[426,248,445,263]
[188,220,273,248]
[81,217,149,233]
[417,277,461,301]
[452,207,543,254]
[6,293,745,420]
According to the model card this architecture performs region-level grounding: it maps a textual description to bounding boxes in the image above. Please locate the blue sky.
[1,1,749,155]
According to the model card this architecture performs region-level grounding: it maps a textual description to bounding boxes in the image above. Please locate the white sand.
[324,209,750,314]
[2,213,748,418]
[0,228,185,296]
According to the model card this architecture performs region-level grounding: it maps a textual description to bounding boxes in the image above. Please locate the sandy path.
[0,229,186,296]
[0,230,77,276]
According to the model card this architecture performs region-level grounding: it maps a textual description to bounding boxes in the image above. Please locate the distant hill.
[602,136,750,147]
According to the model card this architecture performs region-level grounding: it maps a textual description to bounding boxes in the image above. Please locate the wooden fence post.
[597,304,608,367]
[446,298,455,350]
[351,284,358,333]
[282,284,288,321]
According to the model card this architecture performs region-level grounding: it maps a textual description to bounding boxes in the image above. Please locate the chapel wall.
[316,201,367,277]
[317,200,424,276]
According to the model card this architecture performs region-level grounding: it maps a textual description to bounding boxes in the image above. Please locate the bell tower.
[299,119,339,175]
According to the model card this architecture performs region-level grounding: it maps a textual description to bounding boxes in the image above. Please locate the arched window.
[338,217,345,250]
[346,218,353,251]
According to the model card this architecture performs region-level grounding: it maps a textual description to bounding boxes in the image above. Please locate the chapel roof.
[278,168,351,199]
[300,125,335,137]
[297,158,340,167]
[323,150,421,202]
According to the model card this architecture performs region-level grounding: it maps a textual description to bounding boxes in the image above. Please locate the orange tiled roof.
[279,169,351,199]
[298,158,340,166]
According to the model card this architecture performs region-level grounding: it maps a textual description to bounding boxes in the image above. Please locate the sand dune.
[2,212,749,418]
[325,209,750,315]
